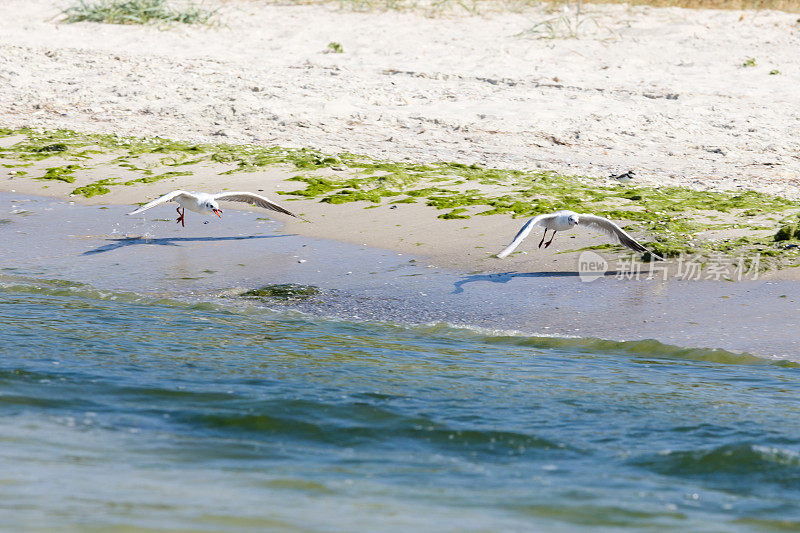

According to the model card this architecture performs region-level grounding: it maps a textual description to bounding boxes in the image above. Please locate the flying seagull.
[497,210,663,259]
[127,190,302,226]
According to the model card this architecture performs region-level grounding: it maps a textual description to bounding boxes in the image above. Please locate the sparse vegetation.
[742,57,757,67]
[326,42,344,53]
[517,0,611,40]
[521,11,597,39]
[62,0,219,25]
[259,0,800,15]
[591,0,800,10]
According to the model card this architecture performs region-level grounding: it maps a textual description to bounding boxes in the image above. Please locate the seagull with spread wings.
[497,210,663,260]
[128,190,302,226]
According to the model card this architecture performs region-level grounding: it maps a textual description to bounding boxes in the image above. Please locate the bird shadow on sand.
[82,234,292,256]
[453,270,616,294]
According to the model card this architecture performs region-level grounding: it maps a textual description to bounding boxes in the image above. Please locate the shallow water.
[3,193,800,358]
[2,279,800,531]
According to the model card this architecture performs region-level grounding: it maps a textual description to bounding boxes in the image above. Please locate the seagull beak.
[213,209,222,218]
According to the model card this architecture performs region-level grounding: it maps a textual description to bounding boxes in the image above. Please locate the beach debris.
[610,170,635,183]
[497,210,663,260]
[127,190,303,227]
[240,283,321,301]
[774,223,800,241]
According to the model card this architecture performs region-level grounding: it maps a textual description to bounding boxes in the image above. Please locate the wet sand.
[3,148,797,279]
[3,193,799,360]
[2,0,799,359]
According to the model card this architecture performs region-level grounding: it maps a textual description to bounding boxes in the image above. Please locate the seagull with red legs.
[497,210,663,260]
[127,190,302,226]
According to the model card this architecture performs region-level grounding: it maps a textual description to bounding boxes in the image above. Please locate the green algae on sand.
[1,127,798,267]
[240,283,322,301]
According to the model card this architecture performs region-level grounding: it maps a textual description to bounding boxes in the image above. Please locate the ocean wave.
[631,443,800,490]
[2,274,795,367]
[407,322,795,367]
[181,398,575,457]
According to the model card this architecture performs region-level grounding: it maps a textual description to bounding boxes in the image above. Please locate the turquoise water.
[1,278,799,531]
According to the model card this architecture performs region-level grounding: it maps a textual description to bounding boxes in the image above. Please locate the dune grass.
[255,0,800,14]
[62,0,219,25]
[63,0,800,24]
[591,0,800,10]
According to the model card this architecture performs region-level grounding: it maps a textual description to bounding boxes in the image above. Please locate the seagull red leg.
[544,231,557,248]
[176,206,185,227]
[538,229,549,248]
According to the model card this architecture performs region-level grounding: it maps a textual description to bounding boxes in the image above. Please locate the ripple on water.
[1,278,799,530]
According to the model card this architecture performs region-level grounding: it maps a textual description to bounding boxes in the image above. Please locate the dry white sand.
[1,0,799,195]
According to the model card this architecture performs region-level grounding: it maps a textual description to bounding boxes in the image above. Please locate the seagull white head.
[496,210,664,260]
[203,199,223,219]
[127,190,302,227]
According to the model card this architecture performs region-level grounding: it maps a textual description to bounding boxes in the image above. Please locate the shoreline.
[8,184,800,281]
[3,192,800,360]
[2,127,799,279]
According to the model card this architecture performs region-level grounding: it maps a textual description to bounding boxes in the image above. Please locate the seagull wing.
[497,214,550,258]
[213,192,300,219]
[127,190,192,215]
[578,214,663,260]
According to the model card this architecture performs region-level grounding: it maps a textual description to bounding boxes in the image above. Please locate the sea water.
[1,277,799,531]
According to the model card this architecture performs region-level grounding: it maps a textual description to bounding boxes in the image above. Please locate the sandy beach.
[1,1,799,291]
[1,0,799,193]
[1,0,799,278]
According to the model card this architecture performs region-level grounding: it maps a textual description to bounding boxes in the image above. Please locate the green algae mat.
[1,127,798,268]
